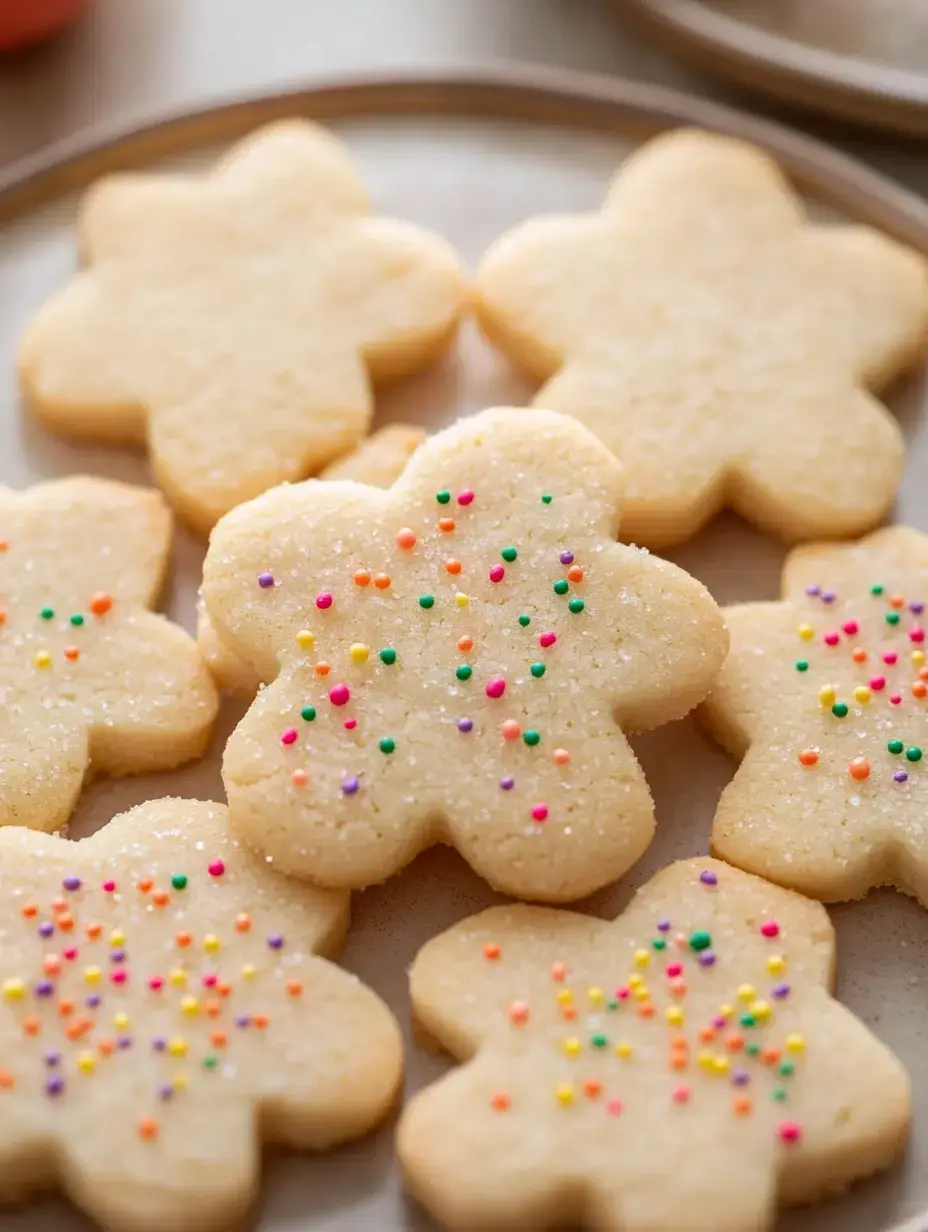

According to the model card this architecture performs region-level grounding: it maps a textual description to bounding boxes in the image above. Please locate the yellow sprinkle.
[750,1000,772,1022]
[627,974,642,990]
[295,629,315,650]
[697,1050,714,1071]
[169,968,187,987]
[853,686,871,704]
[736,984,755,1002]
[76,1052,96,1074]
[665,1006,684,1026]
[34,650,52,669]
[109,930,125,948]
[616,1041,632,1059]
[818,686,836,707]
[633,949,650,968]
[454,593,469,607]
[555,989,573,1006]
[172,1071,189,1091]
[203,934,220,953]
[83,966,101,985]
[718,1003,734,1019]
[798,624,814,640]
[587,986,604,1005]
[786,1033,805,1053]
[633,986,650,1001]
[168,1038,187,1057]
[180,997,200,1016]
[242,963,256,980]
[2,979,24,1001]
[113,1012,130,1030]
[349,642,370,664]
[913,650,926,666]
[766,955,785,975]
[555,1083,574,1106]
[713,1055,731,1075]
[563,1037,581,1057]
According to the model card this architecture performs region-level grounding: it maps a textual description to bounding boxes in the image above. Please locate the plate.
[0,69,926,1232]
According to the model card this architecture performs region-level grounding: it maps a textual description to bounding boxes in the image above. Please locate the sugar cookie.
[18,120,464,534]
[475,128,928,550]
[400,857,909,1232]
[705,526,928,906]
[202,407,728,901]
[0,797,400,1232]
[0,477,217,833]
[197,422,427,694]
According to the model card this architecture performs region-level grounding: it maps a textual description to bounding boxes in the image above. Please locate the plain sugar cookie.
[0,798,400,1232]
[202,407,728,901]
[400,857,909,1232]
[0,477,217,833]
[705,526,928,906]
[18,119,464,534]
[475,128,928,550]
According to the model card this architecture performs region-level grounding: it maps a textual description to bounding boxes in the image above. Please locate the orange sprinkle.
[912,681,927,699]
[725,1033,745,1052]
[0,611,5,625]
[98,1038,115,1057]
[43,956,61,975]
[670,1034,688,1050]
[550,962,566,981]
[445,559,462,575]
[22,1018,40,1037]
[210,1030,228,1049]
[89,591,112,617]
[235,913,252,933]
[669,1050,688,1070]
[732,1096,753,1117]
[204,999,222,1019]
[152,890,169,907]
[216,981,232,998]
[490,1090,511,1111]
[798,748,819,767]
[58,999,74,1018]
[63,646,79,662]
[21,904,36,919]
[762,1046,782,1066]
[86,921,102,940]
[849,756,871,782]
[175,931,191,948]
[483,943,501,960]
[566,566,583,583]
[582,1079,602,1099]
[0,1069,14,1089]
[57,913,74,932]
[561,1005,578,1021]
[353,569,371,587]
[373,573,391,589]
[668,977,687,997]
[286,979,303,998]
[698,1026,715,1043]
[252,1013,269,1029]
[396,528,416,550]
[851,647,867,663]
[890,594,905,609]
[137,1118,158,1142]
[457,635,473,652]
[314,661,331,677]
[637,1002,655,1019]
[438,517,455,533]
[138,878,153,894]
[291,769,309,787]
[920,666,928,681]
[0,541,7,552]
[51,898,67,914]
[507,1000,529,1025]
[66,1018,92,1041]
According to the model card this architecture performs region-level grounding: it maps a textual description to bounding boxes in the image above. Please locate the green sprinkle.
[379,647,396,665]
[523,729,541,747]
[456,665,472,681]
[772,1087,788,1102]
[418,595,435,610]
[906,746,923,763]
[871,584,884,596]
[886,611,901,626]
[651,938,666,952]
[888,739,904,755]
[541,494,552,505]
[436,490,451,504]
[590,1033,608,1050]
[795,660,808,672]
[568,598,585,614]
[530,662,546,678]
[170,874,187,891]
[301,706,316,722]
[688,930,712,952]
[606,998,619,1011]
[518,613,531,627]
[69,613,84,627]
[779,1061,795,1078]
[202,1055,219,1071]
[746,1042,761,1057]
[831,702,848,718]
[379,737,395,755]
[40,607,54,621]
[501,546,518,563]
[553,579,569,596]
[739,1013,756,1029]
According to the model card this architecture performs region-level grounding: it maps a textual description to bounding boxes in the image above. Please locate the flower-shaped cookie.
[0,477,217,833]
[18,120,464,534]
[202,408,728,901]
[399,858,909,1232]
[705,526,928,906]
[0,798,400,1232]
[476,128,928,550]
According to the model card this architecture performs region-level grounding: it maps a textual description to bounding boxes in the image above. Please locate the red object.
[0,0,89,52]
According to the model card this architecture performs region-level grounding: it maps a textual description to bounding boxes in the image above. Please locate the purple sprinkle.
[499,776,515,791]
[267,933,284,951]
[44,1052,60,1068]
[235,1014,251,1028]
[697,952,716,967]
[117,1035,132,1050]
[771,982,791,999]
[45,1076,64,1097]
[110,950,126,964]
[699,870,718,886]
[559,551,574,565]
[822,591,837,605]
[34,981,54,998]
[341,775,360,796]
[732,1069,751,1087]
[62,875,82,892]
[158,1083,174,1101]
[912,601,926,614]
[457,717,473,734]
[85,994,101,1009]
[257,572,275,589]
[805,584,821,597]
[712,1015,727,1029]
[38,921,54,938]
[894,771,909,783]
[152,1037,167,1052]
[656,919,671,933]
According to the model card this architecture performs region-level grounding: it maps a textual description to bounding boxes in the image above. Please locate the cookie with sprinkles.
[18,119,464,535]
[202,407,728,901]
[399,857,909,1232]
[0,797,400,1232]
[0,477,217,833]
[197,421,427,695]
[705,526,928,906]
[474,129,928,550]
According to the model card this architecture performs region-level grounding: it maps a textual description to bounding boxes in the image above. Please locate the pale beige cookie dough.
[0,477,217,833]
[705,526,928,906]
[202,407,728,901]
[399,857,909,1232]
[197,422,427,694]
[0,797,401,1232]
[475,128,928,550]
[18,120,464,535]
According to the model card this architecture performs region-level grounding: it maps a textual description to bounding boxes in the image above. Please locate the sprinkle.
[672,1085,691,1105]
[89,592,112,615]
[818,686,836,707]
[886,612,901,626]
[379,737,396,755]
[568,598,585,614]
[499,776,515,791]
[518,614,531,627]
[508,1000,529,1025]
[374,574,391,589]
[258,572,275,589]
[349,643,369,664]
[760,921,780,939]
[436,490,451,504]
[483,943,501,960]
[798,748,819,767]
[688,930,712,952]
[329,683,350,706]
[490,1091,510,1111]
[531,803,549,823]
[445,558,461,575]
[553,580,569,596]
[552,748,570,766]
[486,676,506,699]
[457,490,474,506]
[418,595,435,609]
[281,728,298,746]
[396,528,416,550]
[849,757,871,781]
[208,860,225,878]
[539,631,557,649]
[501,720,521,742]
[778,1121,802,1144]
[853,687,871,704]
[906,747,923,762]
[831,702,848,718]
[869,675,886,691]
[523,729,541,747]
[34,651,51,669]
[458,718,473,733]
[315,592,333,610]
[379,647,396,666]
[456,665,473,681]
[341,776,360,796]
[895,771,909,783]
[795,660,808,672]
[439,519,455,534]
[489,565,505,583]
[353,570,371,587]
[138,1118,158,1141]
[699,870,718,887]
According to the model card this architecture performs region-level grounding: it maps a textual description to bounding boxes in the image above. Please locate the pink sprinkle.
[489,564,505,583]
[202,973,217,988]
[110,970,127,986]
[531,803,549,823]
[208,860,225,878]
[778,1121,802,1145]
[617,987,631,1001]
[884,652,898,665]
[315,592,333,610]
[869,675,886,691]
[485,676,506,699]
[891,694,903,706]
[344,717,357,730]
[63,948,77,962]
[457,489,474,506]
[329,683,351,707]
[760,921,780,938]
[148,977,163,992]
[605,1098,623,1116]
[281,728,298,746]
[911,627,925,644]
[539,631,557,649]
[823,632,840,646]
[672,1085,691,1105]
[102,880,116,893]
[842,620,859,636]
[712,1015,727,1029]
[665,962,683,977]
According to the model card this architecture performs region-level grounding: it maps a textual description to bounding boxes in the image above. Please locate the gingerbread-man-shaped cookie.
[705,526,928,907]
[18,120,464,533]
[0,477,216,833]
[0,798,400,1232]
[202,408,728,901]
[476,128,928,550]
[399,858,909,1232]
